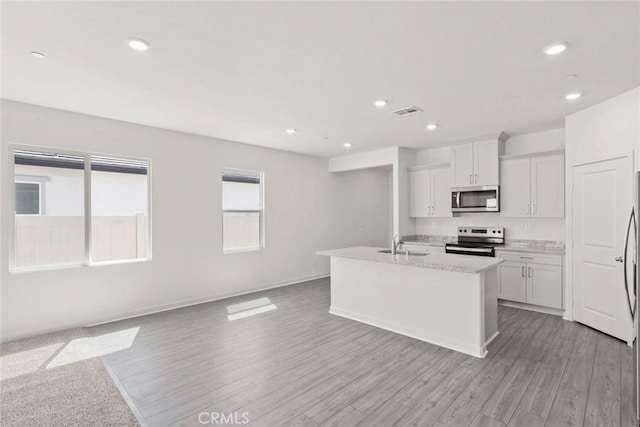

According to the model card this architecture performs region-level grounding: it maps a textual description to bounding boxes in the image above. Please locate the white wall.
[413,129,566,241]
[564,86,640,320]
[0,100,390,341]
[328,146,414,240]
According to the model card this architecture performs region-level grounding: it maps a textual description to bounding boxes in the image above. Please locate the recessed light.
[30,52,45,59]
[565,92,582,100]
[426,124,438,130]
[563,74,578,80]
[373,100,387,107]
[343,143,352,148]
[544,43,567,55]
[128,38,150,51]
[285,128,297,134]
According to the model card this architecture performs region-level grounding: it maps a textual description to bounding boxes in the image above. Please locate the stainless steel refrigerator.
[632,172,639,425]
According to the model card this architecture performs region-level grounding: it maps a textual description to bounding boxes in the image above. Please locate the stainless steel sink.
[378,249,427,256]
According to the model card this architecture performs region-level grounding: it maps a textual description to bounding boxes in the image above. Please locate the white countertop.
[317,246,503,274]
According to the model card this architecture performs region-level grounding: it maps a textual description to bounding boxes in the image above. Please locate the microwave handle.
[456,192,461,209]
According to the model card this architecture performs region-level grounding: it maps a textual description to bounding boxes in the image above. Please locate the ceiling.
[2,2,639,158]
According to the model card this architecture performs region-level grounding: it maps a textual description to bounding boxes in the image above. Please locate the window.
[222,169,263,253]
[15,182,42,215]
[11,147,150,271]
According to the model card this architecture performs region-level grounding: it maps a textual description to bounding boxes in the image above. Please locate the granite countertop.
[317,246,503,274]
[402,235,565,255]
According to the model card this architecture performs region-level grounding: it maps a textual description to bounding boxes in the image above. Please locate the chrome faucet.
[391,235,404,255]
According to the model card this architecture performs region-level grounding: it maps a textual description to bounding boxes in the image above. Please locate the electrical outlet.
[525,223,531,230]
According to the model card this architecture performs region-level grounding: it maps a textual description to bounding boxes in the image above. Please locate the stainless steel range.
[445,227,504,257]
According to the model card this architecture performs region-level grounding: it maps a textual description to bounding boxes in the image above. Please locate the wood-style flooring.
[90,278,637,427]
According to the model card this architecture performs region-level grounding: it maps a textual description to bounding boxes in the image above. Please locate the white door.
[531,154,565,218]
[573,155,633,343]
[431,167,452,218]
[500,158,531,218]
[451,144,474,187]
[409,170,431,217]
[474,140,499,186]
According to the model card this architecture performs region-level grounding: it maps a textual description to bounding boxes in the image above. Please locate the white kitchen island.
[317,246,503,358]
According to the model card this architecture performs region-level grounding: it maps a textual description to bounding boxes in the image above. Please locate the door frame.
[565,150,635,325]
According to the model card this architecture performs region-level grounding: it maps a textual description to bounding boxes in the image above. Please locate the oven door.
[445,244,495,257]
[451,186,500,212]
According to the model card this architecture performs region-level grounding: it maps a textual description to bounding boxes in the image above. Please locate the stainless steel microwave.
[451,186,500,212]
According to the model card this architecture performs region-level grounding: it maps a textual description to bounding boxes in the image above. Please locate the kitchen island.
[317,246,503,358]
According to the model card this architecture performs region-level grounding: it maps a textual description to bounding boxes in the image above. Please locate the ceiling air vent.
[393,106,423,117]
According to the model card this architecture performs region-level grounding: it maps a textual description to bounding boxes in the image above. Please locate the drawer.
[497,250,562,266]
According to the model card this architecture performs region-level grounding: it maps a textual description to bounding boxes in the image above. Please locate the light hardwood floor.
[89,278,637,427]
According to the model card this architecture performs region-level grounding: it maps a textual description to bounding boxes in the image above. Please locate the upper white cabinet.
[501,152,564,218]
[409,166,452,218]
[451,144,475,187]
[451,136,506,187]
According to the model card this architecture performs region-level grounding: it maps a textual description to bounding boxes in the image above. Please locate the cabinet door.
[451,143,474,187]
[409,170,431,217]
[474,140,499,186]
[526,263,563,309]
[531,154,564,218]
[500,158,531,217]
[498,261,527,303]
[430,167,452,217]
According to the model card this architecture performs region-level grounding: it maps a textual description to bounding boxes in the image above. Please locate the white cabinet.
[531,155,564,217]
[409,169,431,217]
[451,139,503,187]
[451,144,475,187]
[527,263,563,309]
[409,166,452,218]
[497,251,563,310]
[474,140,500,186]
[500,153,564,218]
[498,261,527,303]
[501,158,531,217]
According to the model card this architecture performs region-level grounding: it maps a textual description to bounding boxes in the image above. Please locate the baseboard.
[498,300,564,317]
[329,305,488,358]
[1,273,329,342]
[87,273,330,328]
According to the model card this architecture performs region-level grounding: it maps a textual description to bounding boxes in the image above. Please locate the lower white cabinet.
[497,251,563,310]
[498,261,527,303]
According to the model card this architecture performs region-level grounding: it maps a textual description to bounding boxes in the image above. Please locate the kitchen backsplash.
[415,215,565,241]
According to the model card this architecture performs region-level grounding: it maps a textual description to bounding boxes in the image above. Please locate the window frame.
[222,167,265,254]
[8,144,153,272]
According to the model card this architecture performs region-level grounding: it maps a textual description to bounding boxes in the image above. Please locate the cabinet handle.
[521,266,526,277]
[528,267,532,278]
[475,174,478,183]
[469,174,473,184]
[532,203,536,215]
[431,205,434,216]
[525,203,530,215]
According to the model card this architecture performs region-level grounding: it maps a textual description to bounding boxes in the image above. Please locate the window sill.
[9,258,151,274]
[223,246,263,255]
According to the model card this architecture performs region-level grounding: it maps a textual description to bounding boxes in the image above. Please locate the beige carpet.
[1,328,139,426]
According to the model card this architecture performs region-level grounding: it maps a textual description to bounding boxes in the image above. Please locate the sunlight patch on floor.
[46,327,140,369]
